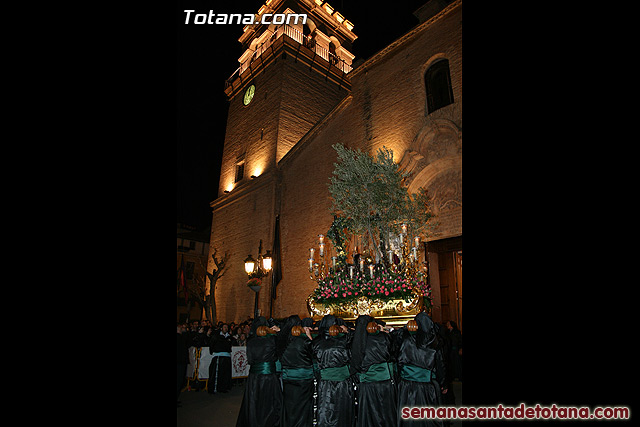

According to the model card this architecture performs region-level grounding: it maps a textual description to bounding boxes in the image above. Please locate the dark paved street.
[177,380,462,427]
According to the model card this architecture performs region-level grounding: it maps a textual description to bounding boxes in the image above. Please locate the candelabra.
[307,225,425,282]
[306,223,431,324]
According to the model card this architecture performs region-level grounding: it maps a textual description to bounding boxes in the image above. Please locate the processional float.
[306,144,436,326]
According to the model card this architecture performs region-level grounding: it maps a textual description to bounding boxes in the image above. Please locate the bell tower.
[210,0,357,321]
[218,0,357,196]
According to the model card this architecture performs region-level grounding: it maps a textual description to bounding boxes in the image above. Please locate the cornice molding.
[350,0,461,78]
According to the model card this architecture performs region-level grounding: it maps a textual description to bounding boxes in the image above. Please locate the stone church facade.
[208,0,462,329]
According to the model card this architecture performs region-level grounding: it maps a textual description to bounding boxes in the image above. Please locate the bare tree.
[193,248,229,325]
[178,249,229,324]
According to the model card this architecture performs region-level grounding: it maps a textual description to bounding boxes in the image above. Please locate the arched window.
[302,24,315,49]
[425,59,454,114]
[328,38,339,65]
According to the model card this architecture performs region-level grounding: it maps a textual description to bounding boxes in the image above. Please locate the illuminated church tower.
[218,0,356,195]
[210,0,357,321]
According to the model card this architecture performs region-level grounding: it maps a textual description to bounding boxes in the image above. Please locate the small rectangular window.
[235,162,245,183]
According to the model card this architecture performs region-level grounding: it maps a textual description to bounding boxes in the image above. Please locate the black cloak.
[434,322,455,404]
[350,315,397,427]
[448,321,463,381]
[208,328,233,393]
[396,312,446,427]
[312,314,355,427]
[278,315,315,427]
[236,317,282,427]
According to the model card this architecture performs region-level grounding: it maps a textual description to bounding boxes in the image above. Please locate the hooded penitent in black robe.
[433,322,455,405]
[312,314,355,427]
[395,312,446,427]
[277,315,314,427]
[236,317,282,427]
[208,329,233,393]
[447,321,463,381]
[350,315,397,427]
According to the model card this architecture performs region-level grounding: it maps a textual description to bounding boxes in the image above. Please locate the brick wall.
[209,174,276,323]
[276,59,349,163]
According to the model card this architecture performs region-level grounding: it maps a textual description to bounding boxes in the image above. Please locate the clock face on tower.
[243,84,255,106]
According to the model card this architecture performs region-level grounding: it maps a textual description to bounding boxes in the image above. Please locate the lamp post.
[244,240,273,319]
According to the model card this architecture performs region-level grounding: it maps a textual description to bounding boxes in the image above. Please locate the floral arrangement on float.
[312,267,432,305]
[306,144,437,323]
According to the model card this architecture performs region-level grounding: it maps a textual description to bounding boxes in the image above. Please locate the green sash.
[320,365,351,381]
[400,364,434,382]
[250,361,276,375]
[282,366,315,380]
[358,362,392,383]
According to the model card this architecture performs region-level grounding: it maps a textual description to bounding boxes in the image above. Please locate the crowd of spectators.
[179,318,252,348]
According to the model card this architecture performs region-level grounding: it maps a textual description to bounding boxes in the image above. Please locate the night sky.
[176,0,429,230]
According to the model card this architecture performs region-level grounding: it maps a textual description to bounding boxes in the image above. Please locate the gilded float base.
[307,293,424,327]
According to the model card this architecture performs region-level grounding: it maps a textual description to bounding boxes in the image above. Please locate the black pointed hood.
[249,316,268,339]
[301,317,314,328]
[415,311,437,348]
[276,315,301,358]
[349,315,373,373]
[316,314,337,339]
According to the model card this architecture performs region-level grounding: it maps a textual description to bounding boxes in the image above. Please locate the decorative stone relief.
[427,169,461,214]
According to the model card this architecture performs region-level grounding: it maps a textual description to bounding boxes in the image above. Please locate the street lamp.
[262,250,273,272]
[244,241,272,318]
[244,254,257,275]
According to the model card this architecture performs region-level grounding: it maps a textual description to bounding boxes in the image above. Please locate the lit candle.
[349,265,355,279]
[359,258,364,272]
[401,223,407,234]
[368,264,374,277]
[309,248,315,259]
[319,243,324,257]
[318,234,324,244]
[414,236,420,247]
[308,258,313,271]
